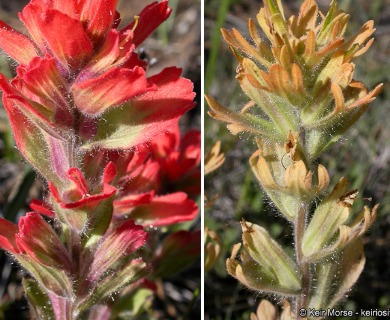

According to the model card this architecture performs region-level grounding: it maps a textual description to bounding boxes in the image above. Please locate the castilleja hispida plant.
[0,0,200,318]
[206,0,383,318]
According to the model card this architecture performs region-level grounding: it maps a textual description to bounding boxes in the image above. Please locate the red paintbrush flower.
[0,1,199,316]
[0,0,195,182]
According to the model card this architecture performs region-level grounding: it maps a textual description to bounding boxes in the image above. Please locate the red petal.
[48,182,62,203]
[115,30,137,66]
[16,212,71,268]
[67,168,89,195]
[50,163,117,209]
[29,199,55,218]
[37,9,93,69]
[120,161,160,194]
[122,1,171,47]
[0,21,37,64]
[165,129,201,181]
[89,67,195,149]
[121,51,147,70]
[72,67,154,116]
[49,0,78,18]
[12,56,71,123]
[181,130,201,159]
[0,91,69,185]
[0,74,63,139]
[150,122,180,158]
[114,191,154,215]
[124,67,196,143]
[131,193,198,226]
[59,187,116,209]
[19,4,46,51]
[0,219,19,254]
[79,0,118,44]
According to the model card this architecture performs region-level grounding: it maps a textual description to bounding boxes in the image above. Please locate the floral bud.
[227,221,301,295]
[302,176,378,261]
[15,213,72,270]
[204,227,222,272]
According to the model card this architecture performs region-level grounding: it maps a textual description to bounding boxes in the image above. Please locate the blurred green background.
[204,0,390,319]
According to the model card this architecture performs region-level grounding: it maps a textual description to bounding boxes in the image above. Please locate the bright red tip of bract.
[0,21,37,65]
[122,0,172,47]
[49,162,117,209]
[15,212,72,269]
[39,9,94,70]
[0,219,20,255]
[87,67,196,150]
[148,124,201,191]
[78,0,118,45]
[130,193,198,226]
[29,199,55,218]
[0,213,71,269]
[72,67,155,116]
[88,220,148,283]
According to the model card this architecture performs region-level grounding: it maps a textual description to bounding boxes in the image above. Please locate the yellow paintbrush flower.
[207,0,383,160]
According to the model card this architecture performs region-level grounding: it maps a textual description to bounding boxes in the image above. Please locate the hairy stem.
[295,205,310,318]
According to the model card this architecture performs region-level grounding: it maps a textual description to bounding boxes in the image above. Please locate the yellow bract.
[250,136,329,221]
[204,227,222,272]
[226,220,301,295]
[302,177,378,261]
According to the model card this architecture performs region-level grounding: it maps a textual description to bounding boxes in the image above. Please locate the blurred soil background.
[0,0,201,319]
[205,0,390,319]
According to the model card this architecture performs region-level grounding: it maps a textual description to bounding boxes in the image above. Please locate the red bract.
[30,199,55,218]
[129,192,198,227]
[112,155,198,226]
[147,123,201,195]
[0,218,19,255]
[111,129,200,226]
[79,126,200,227]
[88,220,148,283]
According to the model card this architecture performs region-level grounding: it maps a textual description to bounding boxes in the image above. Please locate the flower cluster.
[0,0,199,318]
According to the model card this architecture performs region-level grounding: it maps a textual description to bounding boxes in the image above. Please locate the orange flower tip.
[374,83,384,95]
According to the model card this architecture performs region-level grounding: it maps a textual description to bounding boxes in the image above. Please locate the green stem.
[205,0,231,91]
[295,205,310,319]
[179,286,200,320]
